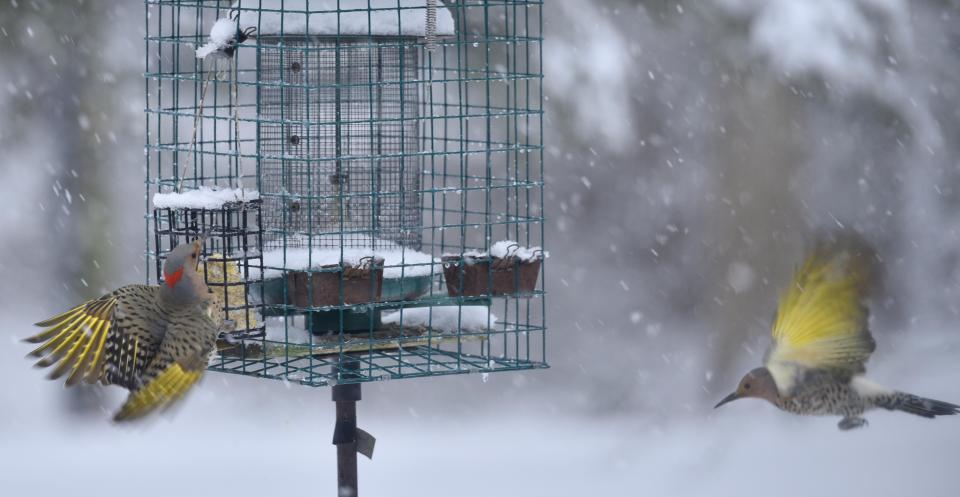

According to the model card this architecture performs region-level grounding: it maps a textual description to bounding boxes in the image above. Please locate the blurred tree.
[0,0,142,418]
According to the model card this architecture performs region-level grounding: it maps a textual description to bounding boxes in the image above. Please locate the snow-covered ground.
[5,1,960,496]
[4,310,959,497]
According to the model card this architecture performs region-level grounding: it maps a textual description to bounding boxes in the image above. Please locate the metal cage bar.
[144,0,547,387]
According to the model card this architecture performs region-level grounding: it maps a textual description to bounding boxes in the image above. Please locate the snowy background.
[3,1,960,495]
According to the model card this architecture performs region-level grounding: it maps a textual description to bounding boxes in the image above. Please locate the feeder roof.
[232,0,456,37]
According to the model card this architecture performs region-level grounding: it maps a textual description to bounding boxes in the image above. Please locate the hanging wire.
[231,54,243,194]
[177,68,215,193]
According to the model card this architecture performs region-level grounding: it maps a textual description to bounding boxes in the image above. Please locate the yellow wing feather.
[65,315,111,385]
[768,235,877,374]
[25,297,116,384]
[85,315,112,382]
[113,363,203,422]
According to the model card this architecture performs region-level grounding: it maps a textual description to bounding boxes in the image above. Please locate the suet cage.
[144,0,547,389]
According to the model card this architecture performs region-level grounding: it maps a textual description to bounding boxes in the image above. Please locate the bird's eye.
[744,383,751,390]
[191,254,198,259]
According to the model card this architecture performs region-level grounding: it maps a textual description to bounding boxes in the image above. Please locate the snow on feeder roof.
[152,187,260,210]
[230,0,456,37]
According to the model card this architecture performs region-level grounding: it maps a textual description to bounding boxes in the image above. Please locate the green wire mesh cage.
[144,0,546,387]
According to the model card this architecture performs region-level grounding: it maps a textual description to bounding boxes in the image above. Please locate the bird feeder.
[145,1,545,494]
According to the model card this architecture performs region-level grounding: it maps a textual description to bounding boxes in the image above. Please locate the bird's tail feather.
[875,392,960,418]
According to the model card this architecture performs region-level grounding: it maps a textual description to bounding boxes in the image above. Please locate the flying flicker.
[715,233,959,430]
[25,239,223,422]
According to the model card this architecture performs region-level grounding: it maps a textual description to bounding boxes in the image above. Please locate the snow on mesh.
[230,0,456,37]
[153,187,260,209]
[447,240,547,262]
[196,18,240,58]
[263,319,312,344]
[209,17,239,43]
[261,237,437,279]
[381,306,498,332]
[195,42,219,60]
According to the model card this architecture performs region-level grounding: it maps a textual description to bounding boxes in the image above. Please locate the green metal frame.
[144,0,546,386]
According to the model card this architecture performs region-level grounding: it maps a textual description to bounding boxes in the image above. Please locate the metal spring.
[425,0,438,52]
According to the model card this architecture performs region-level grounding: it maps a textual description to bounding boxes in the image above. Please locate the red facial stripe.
[164,267,184,288]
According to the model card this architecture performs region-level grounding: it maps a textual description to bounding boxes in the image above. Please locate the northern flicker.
[25,239,224,422]
[715,233,959,430]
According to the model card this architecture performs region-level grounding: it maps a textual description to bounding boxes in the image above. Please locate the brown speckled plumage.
[26,240,224,421]
[717,233,959,430]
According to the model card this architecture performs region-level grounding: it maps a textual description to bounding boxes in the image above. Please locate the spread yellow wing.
[112,315,217,422]
[26,295,117,386]
[26,285,162,388]
[113,362,204,422]
[767,234,877,376]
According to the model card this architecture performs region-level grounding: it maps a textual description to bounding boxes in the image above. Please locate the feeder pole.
[335,396,358,495]
[332,359,375,497]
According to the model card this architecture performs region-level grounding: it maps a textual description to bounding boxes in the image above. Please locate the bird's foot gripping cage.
[145,0,546,388]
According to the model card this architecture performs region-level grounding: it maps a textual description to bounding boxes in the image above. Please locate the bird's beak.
[714,392,740,409]
[192,240,204,268]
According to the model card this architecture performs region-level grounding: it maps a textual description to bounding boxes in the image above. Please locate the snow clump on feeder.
[263,319,312,344]
[260,240,437,280]
[451,240,548,262]
[381,306,498,333]
[488,240,547,262]
[230,0,455,37]
[153,187,260,209]
[196,17,255,59]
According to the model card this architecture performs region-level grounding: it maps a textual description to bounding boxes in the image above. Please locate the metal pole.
[334,384,359,496]
[332,359,374,497]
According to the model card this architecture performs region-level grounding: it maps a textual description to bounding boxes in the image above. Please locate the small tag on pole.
[356,428,376,459]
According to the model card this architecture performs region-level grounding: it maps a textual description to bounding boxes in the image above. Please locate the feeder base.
[308,309,382,334]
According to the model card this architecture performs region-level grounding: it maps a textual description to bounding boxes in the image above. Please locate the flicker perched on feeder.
[24,239,224,422]
[715,233,959,430]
